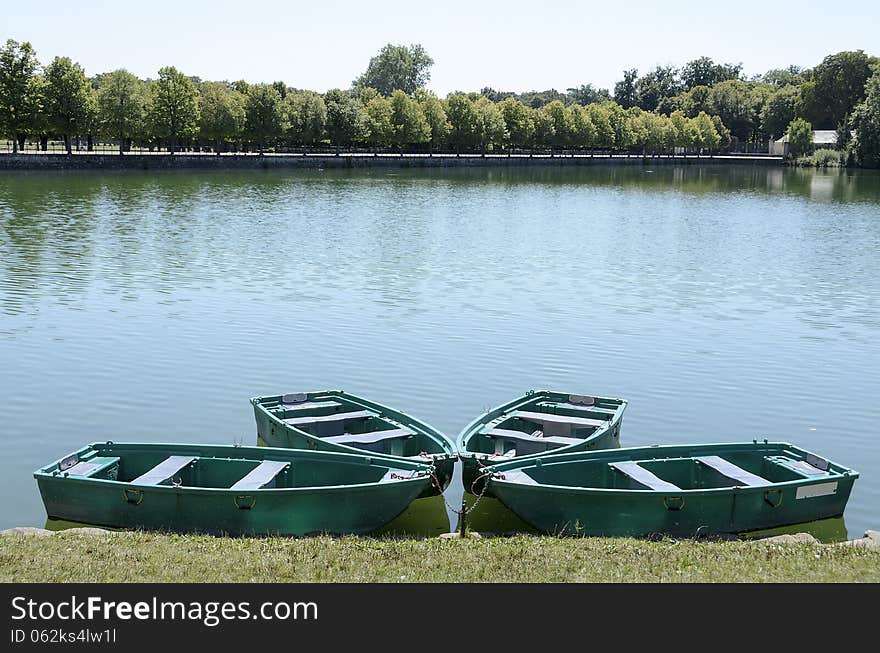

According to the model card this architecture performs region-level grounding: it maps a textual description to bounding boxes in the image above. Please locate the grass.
[2,531,878,582]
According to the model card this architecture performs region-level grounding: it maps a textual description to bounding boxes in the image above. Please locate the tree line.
[0,40,878,166]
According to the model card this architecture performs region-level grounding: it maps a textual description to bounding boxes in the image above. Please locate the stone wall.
[0,153,782,171]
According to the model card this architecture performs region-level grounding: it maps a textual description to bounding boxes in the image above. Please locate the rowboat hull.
[252,390,456,495]
[482,443,858,537]
[457,390,626,492]
[35,443,433,537]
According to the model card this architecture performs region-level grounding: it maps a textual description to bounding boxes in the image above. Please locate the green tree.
[587,103,614,149]
[198,81,245,154]
[285,91,326,146]
[324,89,367,146]
[708,79,757,143]
[786,118,813,158]
[445,93,479,150]
[530,107,554,148]
[712,115,732,148]
[389,89,430,148]
[760,85,799,140]
[97,69,148,154]
[606,102,632,150]
[473,96,505,152]
[245,84,285,153]
[353,43,433,96]
[693,111,721,151]
[567,84,611,105]
[363,93,393,147]
[570,103,598,149]
[0,39,41,153]
[44,56,96,154]
[681,85,711,117]
[670,110,697,149]
[415,90,450,149]
[542,100,571,148]
[848,69,880,168]
[148,66,199,154]
[635,65,681,111]
[808,50,875,129]
[680,57,741,89]
[498,97,533,148]
[613,69,638,109]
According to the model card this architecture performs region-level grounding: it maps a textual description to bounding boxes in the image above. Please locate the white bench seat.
[514,410,606,428]
[610,462,682,491]
[696,456,771,487]
[278,400,343,412]
[536,401,616,417]
[131,456,197,486]
[324,428,415,445]
[483,428,583,448]
[283,410,374,427]
[231,461,289,490]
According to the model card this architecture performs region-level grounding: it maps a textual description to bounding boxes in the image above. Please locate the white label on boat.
[796,482,838,499]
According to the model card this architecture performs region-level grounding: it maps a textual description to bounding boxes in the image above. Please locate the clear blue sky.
[3,0,878,94]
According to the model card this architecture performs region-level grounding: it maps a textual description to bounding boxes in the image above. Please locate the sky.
[3,1,879,95]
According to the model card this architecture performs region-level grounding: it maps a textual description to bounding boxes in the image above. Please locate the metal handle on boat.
[235,495,256,510]
[663,496,685,511]
[763,489,783,508]
[123,488,143,505]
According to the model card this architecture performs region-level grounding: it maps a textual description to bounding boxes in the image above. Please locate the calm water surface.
[1,165,878,536]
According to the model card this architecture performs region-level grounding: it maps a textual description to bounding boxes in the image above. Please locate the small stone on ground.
[0,527,52,536]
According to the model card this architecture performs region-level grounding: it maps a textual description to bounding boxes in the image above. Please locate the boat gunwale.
[251,390,456,459]
[483,441,859,497]
[455,389,627,459]
[34,441,435,494]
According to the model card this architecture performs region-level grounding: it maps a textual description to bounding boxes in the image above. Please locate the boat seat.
[231,461,289,490]
[696,456,771,487]
[514,410,606,428]
[499,470,539,485]
[609,462,682,491]
[131,456,197,486]
[536,401,616,417]
[283,410,374,427]
[278,400,343,412]
[324,428,415,445]
[62,456,120,477]
[483,428,582,448]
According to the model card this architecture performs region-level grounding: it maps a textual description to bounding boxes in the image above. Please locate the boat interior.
[471,393,623,458]
[501,448,840,491]
[264,393,440,458]
[43,444,413,489]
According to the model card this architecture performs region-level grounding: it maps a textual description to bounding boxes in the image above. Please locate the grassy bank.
[2,531,878,582]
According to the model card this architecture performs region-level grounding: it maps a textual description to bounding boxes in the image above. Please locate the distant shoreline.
[0,152,783,171]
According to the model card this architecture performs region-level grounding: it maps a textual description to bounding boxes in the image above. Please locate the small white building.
[769,130,839,156]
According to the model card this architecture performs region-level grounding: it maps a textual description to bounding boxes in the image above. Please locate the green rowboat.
[35,442,434,536]
[457,390,626,492]
[251,390,456,494]
[478,441,858,537]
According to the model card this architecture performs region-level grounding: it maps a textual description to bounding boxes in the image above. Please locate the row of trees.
[1,40,878,165]
[0,39,729,155]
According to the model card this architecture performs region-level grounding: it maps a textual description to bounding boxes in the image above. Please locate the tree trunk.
[119,137,124,155]
[87,134,93,152]
[12,132,18,153]
[17,134,26,152]
[216,137,222,156]
[65,135,72,155]
[169,138,176,155]
[40,135,48,151]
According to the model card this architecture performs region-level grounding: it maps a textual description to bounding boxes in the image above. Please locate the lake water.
[1,165,878,538]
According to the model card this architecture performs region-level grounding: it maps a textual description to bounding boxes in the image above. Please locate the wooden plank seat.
[231,461,289,490]
[499,470,539,485]
[283,410,374,427]
[277,400,343,412]
[696,456,770,487]
[131,456,197,486]
[609,462,682,491]
[536,401,616,417]
[482,428,583,448]
[514,410,606,429]
[324,428,415,446]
